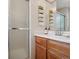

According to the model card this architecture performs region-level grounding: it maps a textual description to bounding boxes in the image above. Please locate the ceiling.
[56,0,70,9]
[46,0,55,3]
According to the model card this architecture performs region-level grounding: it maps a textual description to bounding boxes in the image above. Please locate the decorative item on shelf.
[38,6,44,10]
[49,10,54,23]
[44,27,48,34]
[38,6,45,26]
[49,20,53,24]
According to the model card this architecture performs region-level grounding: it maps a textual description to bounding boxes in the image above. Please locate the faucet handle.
[48,26,50,30]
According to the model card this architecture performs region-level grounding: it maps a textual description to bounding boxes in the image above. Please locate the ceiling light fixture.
[46,0,56,3]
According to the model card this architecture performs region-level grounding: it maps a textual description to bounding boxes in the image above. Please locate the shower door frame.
[8,0,30,59]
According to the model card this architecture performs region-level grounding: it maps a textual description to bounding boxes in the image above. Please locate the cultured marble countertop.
[34,31,70,43]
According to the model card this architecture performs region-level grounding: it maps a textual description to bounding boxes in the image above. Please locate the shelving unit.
[49,10,54,24]
[38,6,45,26]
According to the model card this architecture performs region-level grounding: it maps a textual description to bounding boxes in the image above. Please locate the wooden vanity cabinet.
[35,36,70,59]
[47,39,70,59]
[35,36,47,59]
[62,55,70,59]
[47,50,62,59]
[36,44,46,59]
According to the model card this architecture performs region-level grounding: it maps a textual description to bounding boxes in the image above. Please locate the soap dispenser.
[44,27,48,34]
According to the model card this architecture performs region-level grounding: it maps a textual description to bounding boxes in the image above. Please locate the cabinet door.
[35,36,46,47]
[47,50,61,59]
[36,44,46,59]
[47,40,70,56]
[62,55,70,59]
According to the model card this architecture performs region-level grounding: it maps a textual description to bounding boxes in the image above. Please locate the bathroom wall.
[30,0,56,59]
[30,0,46,59]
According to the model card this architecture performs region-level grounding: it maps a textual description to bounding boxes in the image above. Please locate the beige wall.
[30,0,56,59]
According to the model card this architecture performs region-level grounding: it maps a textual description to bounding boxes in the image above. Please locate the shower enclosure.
[8,0,29,59]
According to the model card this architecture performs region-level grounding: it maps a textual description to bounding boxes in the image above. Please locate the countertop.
[34,31,70,43]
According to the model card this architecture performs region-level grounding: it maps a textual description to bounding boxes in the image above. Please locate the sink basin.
[35,30,70,43]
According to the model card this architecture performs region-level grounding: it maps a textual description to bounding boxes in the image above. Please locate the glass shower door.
[9,0,29,59]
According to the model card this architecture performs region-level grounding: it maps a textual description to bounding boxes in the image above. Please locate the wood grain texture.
[36,44,46,59]
[35,36,70,59]
[47,39,70,57]
[47,50,62,59]
[35,36,47,48]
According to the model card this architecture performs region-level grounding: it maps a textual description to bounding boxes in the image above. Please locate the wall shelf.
[38,6,45,26]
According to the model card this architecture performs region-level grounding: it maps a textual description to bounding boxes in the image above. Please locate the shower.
[8,0,29,59]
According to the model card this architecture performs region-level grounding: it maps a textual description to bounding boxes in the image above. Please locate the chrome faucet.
[55,30,62,36]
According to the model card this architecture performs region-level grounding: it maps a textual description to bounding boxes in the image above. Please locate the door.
[36,44,46,59]
[47,50,61,59]
[62,55,70,59]
[8,0,29,59]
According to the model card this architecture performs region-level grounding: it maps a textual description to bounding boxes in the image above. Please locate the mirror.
[45,0,70,37]
[55,12,65,31]
[56,0,70,31]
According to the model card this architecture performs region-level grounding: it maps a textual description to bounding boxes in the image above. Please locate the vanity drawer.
[35,36,47,47]
[47,39,70,56]
[47,49,62,59]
